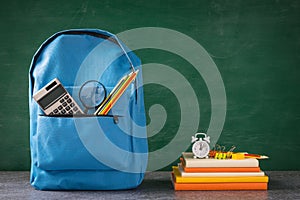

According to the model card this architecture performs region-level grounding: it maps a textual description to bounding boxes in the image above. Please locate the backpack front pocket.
[35,115,133,171]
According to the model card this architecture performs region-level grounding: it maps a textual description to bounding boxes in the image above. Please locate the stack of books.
[171,152,269,191]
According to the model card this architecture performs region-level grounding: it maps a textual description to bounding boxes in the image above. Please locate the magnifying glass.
[79,80,107,114]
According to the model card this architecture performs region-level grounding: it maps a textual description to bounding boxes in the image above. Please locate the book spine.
[172,173,268,191]
[182,153,260,168]
[173,182,268,191]
[173,168,268,183]
[184,159,259,168]
[183,166,261,173]
[175,175,269,183]
[180,171,265,177]
[177,165,264,177]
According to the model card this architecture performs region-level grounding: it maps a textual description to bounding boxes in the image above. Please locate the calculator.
[33,78,83,115]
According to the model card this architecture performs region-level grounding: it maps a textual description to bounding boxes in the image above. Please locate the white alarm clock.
[191,133,210,159]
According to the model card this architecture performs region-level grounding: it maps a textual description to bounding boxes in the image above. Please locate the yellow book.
[172,166,269,183]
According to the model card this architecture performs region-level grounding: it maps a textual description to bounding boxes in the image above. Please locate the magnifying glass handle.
[83,108,88,114]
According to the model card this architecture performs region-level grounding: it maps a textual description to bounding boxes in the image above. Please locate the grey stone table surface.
[0,171,299,200]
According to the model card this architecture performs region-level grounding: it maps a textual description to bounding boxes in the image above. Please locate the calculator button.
[54,109,59,113]
[62,102,67,107]
[69,110,73,114]
[59,99,65,103]
[49,112,54,115]
[58,105,63,110]
[73,106,78,111]
[67,98,72,103]
[70,103,75,107]
[61,109,66,114]
[64,95,69,99]
[65,106,70,111]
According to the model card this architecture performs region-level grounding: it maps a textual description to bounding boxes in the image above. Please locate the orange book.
[171,173,268,191]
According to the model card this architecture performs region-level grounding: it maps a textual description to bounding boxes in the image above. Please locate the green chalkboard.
[0,0,299,170]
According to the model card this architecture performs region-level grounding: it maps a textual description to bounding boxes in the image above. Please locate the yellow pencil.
[99,70,138,115]
[95,70,138,115]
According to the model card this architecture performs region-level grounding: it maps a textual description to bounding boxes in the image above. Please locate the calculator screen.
[38,85,66,109]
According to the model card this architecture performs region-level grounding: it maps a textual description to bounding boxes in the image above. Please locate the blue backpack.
[29,29,148,190]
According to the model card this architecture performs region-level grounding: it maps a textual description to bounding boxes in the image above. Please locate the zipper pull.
[113,115,119,124]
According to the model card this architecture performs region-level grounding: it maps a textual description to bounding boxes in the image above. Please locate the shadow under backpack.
[29,29,148,190]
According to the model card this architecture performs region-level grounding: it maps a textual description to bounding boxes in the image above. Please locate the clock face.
[192,140,210,158]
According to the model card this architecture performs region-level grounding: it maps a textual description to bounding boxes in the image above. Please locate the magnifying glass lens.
[80,81,106,108]
[94,85,106,105]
